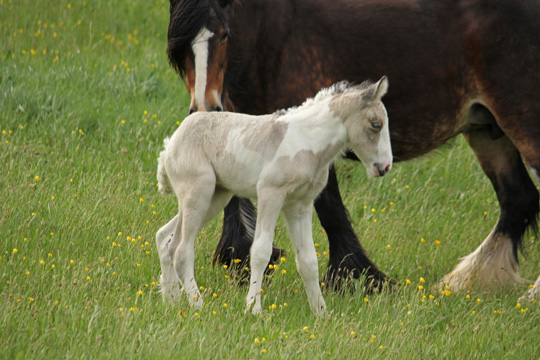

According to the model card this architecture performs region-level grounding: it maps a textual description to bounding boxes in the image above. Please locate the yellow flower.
[418,285,424,290]
[303,326,309,333]
[350,331,356,336]
[419,277,425,283]
[234,259,242,264]
[281,270,287,275]
[364,297,369,303]
[254,338,260,344]
[310,334,316,339]
[435,240,441,245]
[280,257,286,262]
[13,248,18,254]
[138,290,143,295]
[405,279,411,285]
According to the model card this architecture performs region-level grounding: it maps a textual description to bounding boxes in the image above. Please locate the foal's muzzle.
[373,162,392,177]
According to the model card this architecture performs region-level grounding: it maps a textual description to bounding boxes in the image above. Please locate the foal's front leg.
[245,191,285,315]
[284,204,326,316]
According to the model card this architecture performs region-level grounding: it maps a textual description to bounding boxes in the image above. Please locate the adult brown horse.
[166,0,540,297]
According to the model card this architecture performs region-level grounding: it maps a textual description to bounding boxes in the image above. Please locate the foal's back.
[170,111,290,198]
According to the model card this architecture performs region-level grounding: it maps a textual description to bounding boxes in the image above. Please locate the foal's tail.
[157,137,174,195]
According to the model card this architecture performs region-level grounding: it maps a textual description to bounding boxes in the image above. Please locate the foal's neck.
[279,98,348,164]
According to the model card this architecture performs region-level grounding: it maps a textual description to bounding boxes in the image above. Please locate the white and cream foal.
[156,77,391,316]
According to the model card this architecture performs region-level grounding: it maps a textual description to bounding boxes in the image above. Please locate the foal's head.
[330,77,392,177]
[167,0,233,114]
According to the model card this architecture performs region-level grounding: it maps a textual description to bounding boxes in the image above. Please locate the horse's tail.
[157,137,174,195]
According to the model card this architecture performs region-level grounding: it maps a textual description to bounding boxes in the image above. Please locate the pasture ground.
[1,0,539,358]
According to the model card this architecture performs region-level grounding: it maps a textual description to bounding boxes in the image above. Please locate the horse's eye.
[370,122,382,130]
[220,32,229,42]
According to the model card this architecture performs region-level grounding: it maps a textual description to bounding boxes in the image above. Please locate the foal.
[156,77,391,316]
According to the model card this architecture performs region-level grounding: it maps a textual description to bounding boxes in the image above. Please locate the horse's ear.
[217,0,235,8]
[374,76,389,100]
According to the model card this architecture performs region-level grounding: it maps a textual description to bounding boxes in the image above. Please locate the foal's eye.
[370,122,382,130]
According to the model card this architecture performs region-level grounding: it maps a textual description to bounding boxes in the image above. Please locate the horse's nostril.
[189,108,196,115]
[211,106,223,112]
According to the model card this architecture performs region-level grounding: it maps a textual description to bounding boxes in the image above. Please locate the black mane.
[167,0,232,76]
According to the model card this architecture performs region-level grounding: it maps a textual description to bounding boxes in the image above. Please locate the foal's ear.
[373,76,389,100]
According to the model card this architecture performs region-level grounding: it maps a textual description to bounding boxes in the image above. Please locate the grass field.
[2,0,540,358]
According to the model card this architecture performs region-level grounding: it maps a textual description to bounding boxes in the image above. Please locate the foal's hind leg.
[156,214,183,302]
[441,128,539,291]
[172,187,233,307]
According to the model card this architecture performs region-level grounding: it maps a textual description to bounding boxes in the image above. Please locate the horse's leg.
[213,197,283,276]
[283,204,326,316]
[156,214,183,303]
[245,190,285,315]
[441,126,539,290]
[315,165,388,291]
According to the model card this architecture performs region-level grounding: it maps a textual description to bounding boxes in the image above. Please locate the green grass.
[1,0,540,358]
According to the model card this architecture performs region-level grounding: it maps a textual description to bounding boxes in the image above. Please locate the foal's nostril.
[374,163,391,177]
[212,106,223,112]
[189,108,196,115]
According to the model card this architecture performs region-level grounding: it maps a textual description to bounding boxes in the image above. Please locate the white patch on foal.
[192,27,214,111]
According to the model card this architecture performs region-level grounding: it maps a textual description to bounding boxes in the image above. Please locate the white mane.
[277,80,375,116]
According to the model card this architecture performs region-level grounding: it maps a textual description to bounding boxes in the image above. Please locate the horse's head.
[168,0,234,114]
[331,77,392,178]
